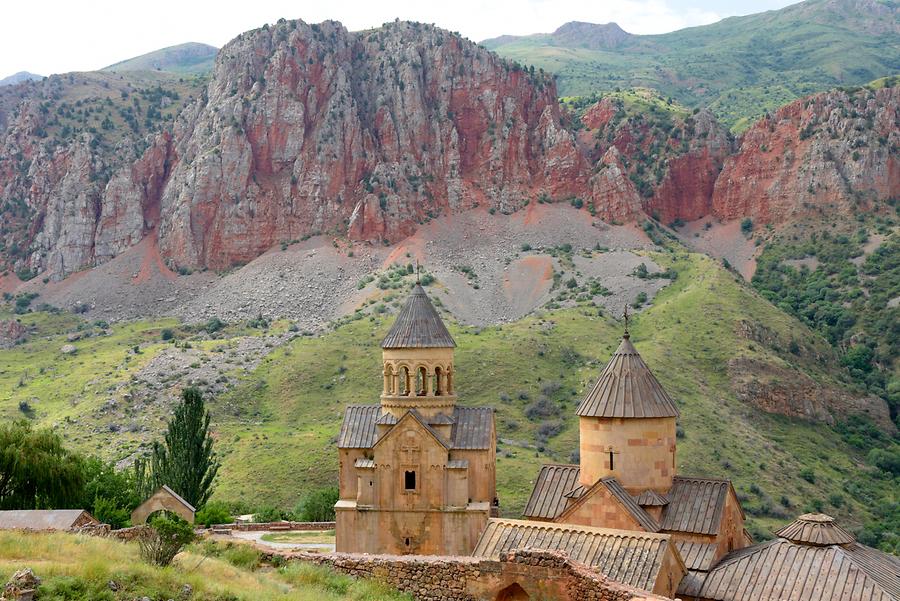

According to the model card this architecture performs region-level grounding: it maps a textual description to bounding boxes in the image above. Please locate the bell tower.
[380,283,457,420]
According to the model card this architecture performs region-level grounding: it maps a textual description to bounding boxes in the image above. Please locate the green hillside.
[483,0,899,129]
[102,42,217,75]
[4,248,895,549]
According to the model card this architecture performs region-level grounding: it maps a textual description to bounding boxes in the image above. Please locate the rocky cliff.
[0,19,896,280]
[711,85,899,224]
[156,19,588,269]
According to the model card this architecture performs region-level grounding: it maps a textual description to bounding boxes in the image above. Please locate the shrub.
[221,543,261,570]
[525,397,561,420]
[204,317,226,334]
[741,217,753,234]
[799,468,816,484]
[138,514,195,566]
[195,501,232,527]
[160,328,175,341]
[293,486,339,522]
[93,496,131,529]
[253,506,292,523]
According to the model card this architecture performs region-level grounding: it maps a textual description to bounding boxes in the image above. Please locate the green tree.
[138,514,195,566]
[293,486,339,522]
[144,387,220,508]
[79,457,140,528]
[0,421,84,510]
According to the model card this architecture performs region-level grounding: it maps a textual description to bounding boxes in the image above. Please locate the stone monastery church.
[336,284,900,601]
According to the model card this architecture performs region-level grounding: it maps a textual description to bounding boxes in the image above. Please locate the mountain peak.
[550,21,631,49]
[102,42,218,75]
[0,71,43,87]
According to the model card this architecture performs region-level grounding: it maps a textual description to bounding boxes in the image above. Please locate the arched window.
[383,364,394,395]
[399,366,410,396]
[434,366,443,396]
[416,366,428,396]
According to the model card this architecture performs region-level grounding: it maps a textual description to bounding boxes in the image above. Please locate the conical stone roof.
[381,284,456,349]
[576,335,679,418]
[775,513,856,546]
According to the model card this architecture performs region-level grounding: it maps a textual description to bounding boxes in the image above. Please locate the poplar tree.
[146,387,219,508]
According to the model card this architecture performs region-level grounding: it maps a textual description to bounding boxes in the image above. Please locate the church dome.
[775,513,856,546]
[576,335,679,419]
[381,284,456,349]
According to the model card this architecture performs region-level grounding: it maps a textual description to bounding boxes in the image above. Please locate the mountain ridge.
[482,0,900,129]
[101,42,218,74]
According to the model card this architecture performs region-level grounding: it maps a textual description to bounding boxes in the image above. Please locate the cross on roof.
[416,260,420,284]
[623,305,631,338]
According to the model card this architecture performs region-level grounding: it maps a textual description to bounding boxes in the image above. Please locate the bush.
[799,468,816,484]
[293,486,339,522]
[221,543,261,570]
[93,496,131,529]
[525,397,561,420]
[195,501,232,527]
[741,217,754,234]
[138,514,195,566]
[253,506,292,523]
[204,317,226,334]
[160,328,175,341]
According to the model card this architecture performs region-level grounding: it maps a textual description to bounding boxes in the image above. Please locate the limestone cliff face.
[156,20,588,269]
[578,97,733,224]
[0,20,896,278]
[711,85,899,224]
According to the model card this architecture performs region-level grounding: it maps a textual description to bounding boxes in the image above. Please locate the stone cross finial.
[416,260,420,284]
[623,304,630,338]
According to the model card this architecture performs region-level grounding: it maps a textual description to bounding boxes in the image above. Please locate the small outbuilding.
[131,485,195,525]
[0,509,98,531]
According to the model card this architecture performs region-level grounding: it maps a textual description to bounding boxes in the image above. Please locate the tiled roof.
[775,513,856,546]
[337,405,381,448]
[693,539,900,601]
[450,407,493,449]
[338,405,492,450]
[523,464,581,520]
[660,476,731,536]
[634,489,669,506]
[375,412,398,425]
[576,336,679,418]
[447,459,469,469]
[675,541,719,571]
[381,284,456,349]
[0,509,94,530]
[354,457,375,469]
[473,518,681,592]
[158,485,196,512]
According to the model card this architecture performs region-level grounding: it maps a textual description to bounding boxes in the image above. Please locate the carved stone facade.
[336,284,496,555]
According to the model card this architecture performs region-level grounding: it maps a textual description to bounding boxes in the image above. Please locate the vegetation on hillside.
[483,0,900,129]
[0,531,410,601]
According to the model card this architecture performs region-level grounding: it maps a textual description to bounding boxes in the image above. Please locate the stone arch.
[416,365,428,396]
[496,583,530,601]
[398,365,411,396]
[434,366,443,396]
[383,363,395,395]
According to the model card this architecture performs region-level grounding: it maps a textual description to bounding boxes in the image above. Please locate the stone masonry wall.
[269,548,674,601]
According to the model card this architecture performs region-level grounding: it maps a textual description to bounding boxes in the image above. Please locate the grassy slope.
[483,0,899,129]
[1,251,894,540]
[206,251,894,538]
[0,531,408,601]
[102,42,218,75]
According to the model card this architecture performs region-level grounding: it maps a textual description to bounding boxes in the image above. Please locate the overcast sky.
[1,0,800,77]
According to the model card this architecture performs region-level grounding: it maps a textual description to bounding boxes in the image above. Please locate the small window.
[405,537,410,546]
[404,470,417,491]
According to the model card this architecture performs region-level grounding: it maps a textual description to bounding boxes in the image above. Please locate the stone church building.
[333,286,899,600]
[335,284,497,555]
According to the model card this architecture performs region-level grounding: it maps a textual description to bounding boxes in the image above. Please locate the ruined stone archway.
[495,583,530,601]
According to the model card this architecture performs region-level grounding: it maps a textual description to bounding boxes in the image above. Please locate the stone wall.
[210,521,335,532]
[269,548,674,601]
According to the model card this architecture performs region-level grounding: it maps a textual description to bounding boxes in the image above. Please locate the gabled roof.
[338,405,381,448]
[558,476,660,533]
[775,512,856,546]
[339,405,493,450]
[381,284,456,349]
[0,509,95,530]
[660,476,735,536]
[473,518,683,593]
[576,335,679,418]
[691,538,900,601]
[634,489,669,507]
[450,407,493,449]
[523,464,581,520]
[158,484,195,512]
[675,541,719,571]
[372,409,449,451]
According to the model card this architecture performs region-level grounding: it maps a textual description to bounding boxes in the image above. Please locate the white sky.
[1,0,799,77]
